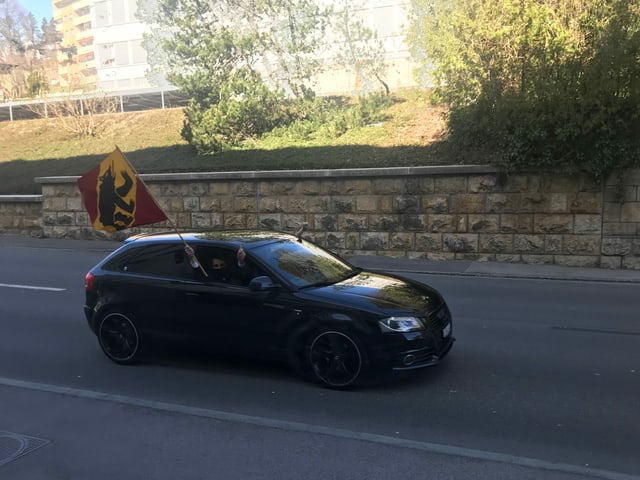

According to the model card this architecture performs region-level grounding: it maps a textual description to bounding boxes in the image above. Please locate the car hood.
[302,271,443,315]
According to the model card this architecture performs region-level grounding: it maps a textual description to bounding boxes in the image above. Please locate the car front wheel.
[307,330,367,389]
[97,312,140,365]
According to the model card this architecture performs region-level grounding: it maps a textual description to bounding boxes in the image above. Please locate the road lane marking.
[0,376,637,480]
[0,283,65,292]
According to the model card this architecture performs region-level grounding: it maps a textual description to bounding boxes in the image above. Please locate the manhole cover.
[0,431,50,467]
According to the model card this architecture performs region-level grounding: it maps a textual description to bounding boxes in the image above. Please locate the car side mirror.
[249,275,278,292]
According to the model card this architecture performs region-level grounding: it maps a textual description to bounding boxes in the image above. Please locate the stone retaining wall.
[0,195,43,236]
[1,165,639,269]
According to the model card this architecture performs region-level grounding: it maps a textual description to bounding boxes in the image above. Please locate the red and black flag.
[77,147,167,232]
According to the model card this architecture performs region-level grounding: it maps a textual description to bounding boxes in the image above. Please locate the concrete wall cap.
[0,195,43,203]
[34,165,498,184]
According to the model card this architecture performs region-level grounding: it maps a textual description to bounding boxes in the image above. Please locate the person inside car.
[185,245,252,285]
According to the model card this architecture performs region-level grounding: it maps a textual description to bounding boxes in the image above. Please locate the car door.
[117,243,199,338]
[181,249,299,358]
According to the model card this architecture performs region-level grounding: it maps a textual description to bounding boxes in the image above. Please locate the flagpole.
[115,146,209,277]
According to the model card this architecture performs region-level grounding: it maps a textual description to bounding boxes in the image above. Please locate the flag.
[77,147,167,232]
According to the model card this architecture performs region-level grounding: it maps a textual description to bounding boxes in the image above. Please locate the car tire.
[97,312,141,365]
[306,329,368,389]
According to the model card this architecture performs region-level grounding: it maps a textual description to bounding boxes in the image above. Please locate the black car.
[84,230,454,388]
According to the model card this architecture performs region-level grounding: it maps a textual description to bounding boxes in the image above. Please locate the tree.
[0,0,57,98]
[407,0,640,181]
[332,0,389,95]
[137,0,331,153]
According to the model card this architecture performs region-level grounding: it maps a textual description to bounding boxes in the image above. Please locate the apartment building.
[50,0,416,95]
[53,0,96,90]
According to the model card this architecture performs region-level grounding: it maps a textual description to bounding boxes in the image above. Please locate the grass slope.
[0,90,483,195]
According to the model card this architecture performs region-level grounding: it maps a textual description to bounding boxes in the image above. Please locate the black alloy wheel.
[98,312,140,365]
[307,330,365,388]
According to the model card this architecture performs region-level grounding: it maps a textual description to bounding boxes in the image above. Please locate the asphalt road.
[0,236,639,480]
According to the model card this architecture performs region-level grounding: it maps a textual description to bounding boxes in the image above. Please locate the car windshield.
[252,239,357,288]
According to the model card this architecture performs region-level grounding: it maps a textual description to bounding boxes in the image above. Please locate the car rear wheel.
[98,312,140,365]
[307,330,367,389]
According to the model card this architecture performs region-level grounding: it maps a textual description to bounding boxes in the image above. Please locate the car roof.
[124,230,300,249]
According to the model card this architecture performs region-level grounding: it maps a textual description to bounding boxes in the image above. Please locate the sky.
[18,0,53,21]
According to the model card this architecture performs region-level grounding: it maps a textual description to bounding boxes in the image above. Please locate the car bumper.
[370,326,455,371]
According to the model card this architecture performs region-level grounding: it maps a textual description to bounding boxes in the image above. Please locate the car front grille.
[424,303,451,333]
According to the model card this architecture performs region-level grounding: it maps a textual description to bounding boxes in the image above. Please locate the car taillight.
[85,272,96,291]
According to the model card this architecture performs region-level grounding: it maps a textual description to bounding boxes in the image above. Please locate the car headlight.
[379,316,424,333]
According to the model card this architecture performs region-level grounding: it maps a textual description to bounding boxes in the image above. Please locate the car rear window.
[105,244,195,280]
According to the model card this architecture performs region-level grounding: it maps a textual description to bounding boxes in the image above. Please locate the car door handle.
[186,292,200,297]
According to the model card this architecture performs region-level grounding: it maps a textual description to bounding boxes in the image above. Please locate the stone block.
[314,214,338,231]
[333,197,355,213]
[416,233,442,251]
[521,254,554,265]
[562,235,601,255]
[394,195,420,213]
[443,234,478,253]
[361,232,388,250]
[600,256,622,269]
[574,215,602,234]
[326,232,345,250]
[188,182,209,196]
[569,192,602,213]
[602,202,621,222]
[468,175,498,193]
[342,179,372,194]
[469,214,499,233]
[296,180,322,195]
[370,215,400,231]
[258,197,283,213]
[282,215,306,231]
[496,254,522,263]
[549,194,568,212]
[285,197,308,213]
[234,197,257,213]
[486,193,510,213]
[514,235,545,253]
[389,232,414,250]
[224,214,247,228]
[603,222,637,236]
[622,256,640,270]
[601,237,632,256]
[499,174,529,193]
[417,177,435,194]
[192,213,212,228]
[401,214,426,232]
[66,197,83,211]
[183,197,199,211]
[338,214,368,231]
[479,234,512,253]
[258,215,281,230]
[554,255,600,268]
[534,214,573,233]
[372,178,404,195]
[231,181,257,195]
[308,197,329,213]
[422,195,448,213]
[161,183,189,196]
[544,235,562,254]
[450,194,485,213]
[620,203,640,222]
[427,214,456,233]
[500,214,533,233]
[356,196,378,213]
[435,176,466,193]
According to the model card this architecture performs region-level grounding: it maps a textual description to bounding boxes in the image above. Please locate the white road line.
[0,376,638,480]
[0,283,65,292]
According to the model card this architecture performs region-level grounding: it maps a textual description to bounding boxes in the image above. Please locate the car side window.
[120,244,196,280]
[195,246,263,286]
